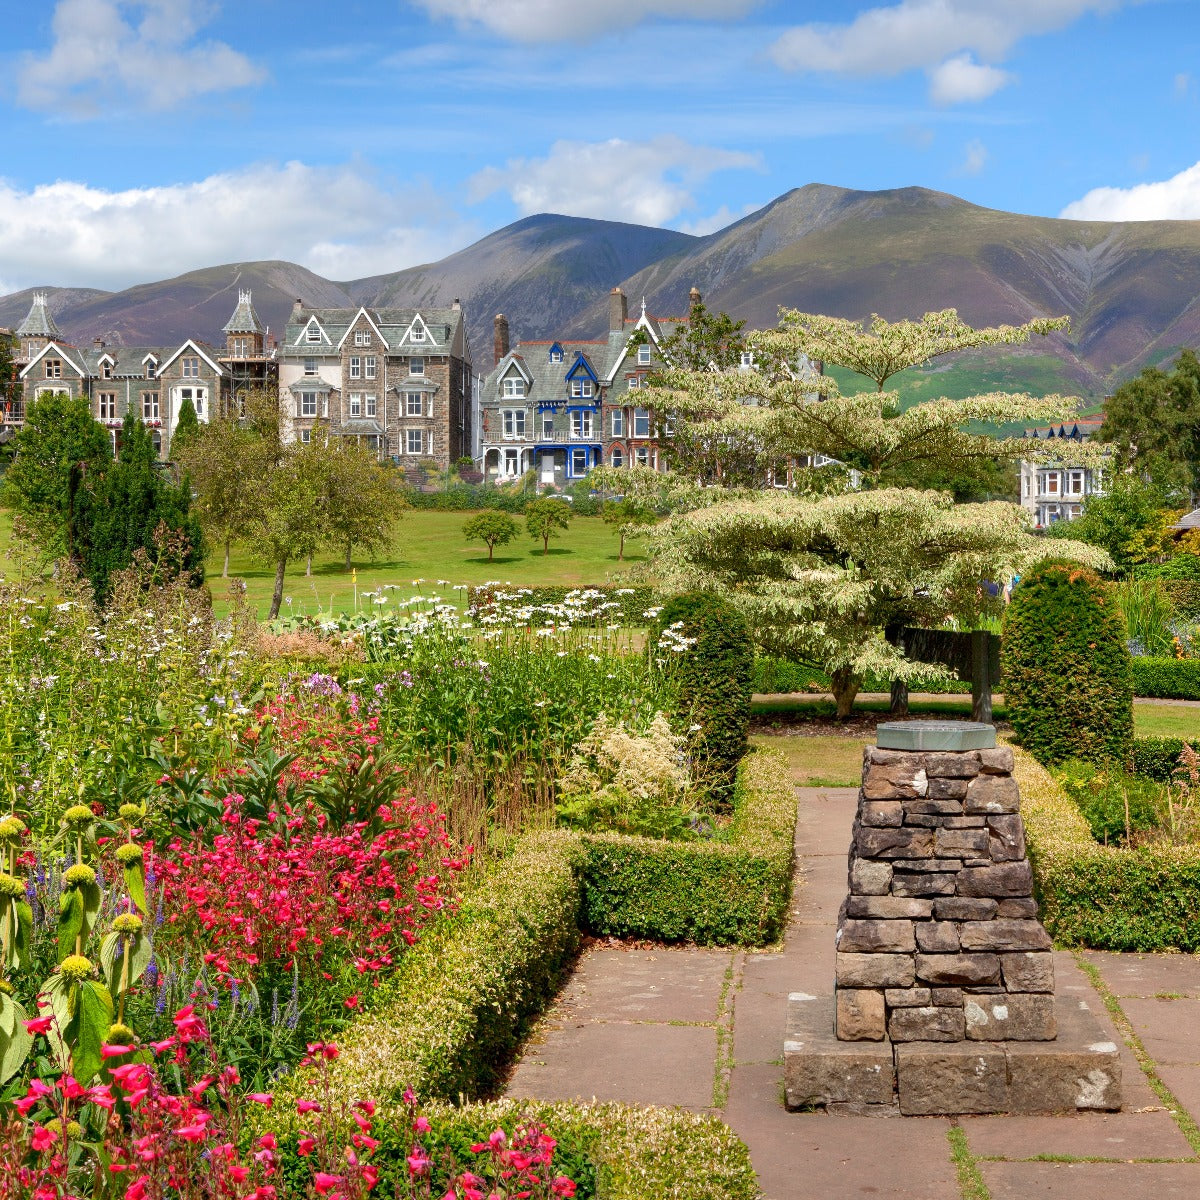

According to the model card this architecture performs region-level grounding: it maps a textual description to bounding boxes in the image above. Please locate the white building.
[1019,420,1106,527]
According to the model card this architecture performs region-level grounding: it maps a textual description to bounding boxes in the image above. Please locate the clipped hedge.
[274,1098,759,1200]
[467,584,662,626]
[581,746,797,945]
[268,830,586,1115]
[1163,580,1200,619]
[1133,736,1189,781]
[1019,748,1200,950]
[1131,656,1200,700]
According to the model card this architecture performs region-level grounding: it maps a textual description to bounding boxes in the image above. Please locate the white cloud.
[770,0,1125,104]
[676,203,762,237]
[0,162,477,292]
[1061,161,1200,221]
[17,0,265,115]
[468,136,762,227]
[928,53,1012,104]
[957,138,989,176]
[412,0,757,40]
[1174,71,1193,100]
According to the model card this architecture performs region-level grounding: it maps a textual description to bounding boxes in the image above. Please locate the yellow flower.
[0,874,24,898]
[63,863,96,888]
[112,913,143,934]
[62,804,94,828]
[115,843,144,865]
[59,955,94,982]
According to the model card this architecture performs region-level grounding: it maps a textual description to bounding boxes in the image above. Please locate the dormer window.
[637,344,652,365]
[306,323,322,343]
[569,379,593,399]
[354,330,370,347]
[410,324,426,343]
[739,351,754,369]
[145,361,156,379]
[549,346,563,363]
[101,361,112,379]
[502,377,525,399]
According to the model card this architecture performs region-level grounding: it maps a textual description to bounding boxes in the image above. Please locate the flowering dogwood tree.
[644,308,1108,716]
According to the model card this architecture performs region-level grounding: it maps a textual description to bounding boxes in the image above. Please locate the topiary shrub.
[1002,560,1133,766]
[1132,736,1188,781]
[653,590,753,804]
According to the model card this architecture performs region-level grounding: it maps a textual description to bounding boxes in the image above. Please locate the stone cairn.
[785,721,1122,1116]
[836,742,1056,1045]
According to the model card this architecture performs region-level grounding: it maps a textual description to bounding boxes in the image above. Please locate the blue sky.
[2,0,1198,293]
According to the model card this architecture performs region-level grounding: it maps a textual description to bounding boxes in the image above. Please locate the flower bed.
[1019,747,1200,950]
[580,746,797,944]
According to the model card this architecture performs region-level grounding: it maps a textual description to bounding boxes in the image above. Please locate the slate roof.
[1173,507,1200,531]
[1021,420,1105,441]
[16,294,61,339]
[223,290,264,334]
[282,306,463,354]
[485,341,607,405]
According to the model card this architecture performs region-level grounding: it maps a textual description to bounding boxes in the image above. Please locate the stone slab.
[961,1109,1194,1161]
[980,1162,1200,1200]
[896,1041,1009,1114]
[507,1021,716,1110]
[1156,1064,1200,1126]
[876,720,996,751]
[784,994,896,1111]
[1084,950,1200,999]
[1121,996,1200,1066]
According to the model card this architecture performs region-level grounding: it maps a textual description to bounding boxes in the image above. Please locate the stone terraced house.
[8,291,277,460]
[277,301,473,467]
[1019,420,1107,527]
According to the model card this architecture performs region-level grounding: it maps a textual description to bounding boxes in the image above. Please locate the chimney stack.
[451,298,461,312]
[609,287,627,332]
[494,313,510,365]
[291,298,304,321]
[93,337,105,351]
[688,286,702,313]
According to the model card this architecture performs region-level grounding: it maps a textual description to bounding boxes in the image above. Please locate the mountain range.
[7,183,1200,401]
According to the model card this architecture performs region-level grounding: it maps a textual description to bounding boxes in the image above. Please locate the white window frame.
[409,357,425,376]
[349,392,362,417]
[300,392,318,418]
[98,393,116,420]
[570,410,592,439]
[406,428,424,455]
[349,356,361,380]
[569,378,593,399]
[365,355,376,380]
[409,324,426,343]
[637,344,652,365]
[541,411,554,437]
[570,447,588,476]
[633,408,650,438]
[299,429,312,444]
[101,362,112,380]
[145,361,156,380]
[1068,470,1085,495]
[304,357,318,377]
[45,359,61,379]
[306,323,322,343]
[611,409,624,437]
[181,356,200,379]
[502,376,525,399]
[364,394,377,417]
[354,330,369,347]
[406,392,423,417]
[549,347,563,363]
[502,408,526,439]
[142,393,159,421]
[610,447,624,468]
[635,446,650,467]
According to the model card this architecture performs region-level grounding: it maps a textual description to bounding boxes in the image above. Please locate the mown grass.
[0,507,646,619]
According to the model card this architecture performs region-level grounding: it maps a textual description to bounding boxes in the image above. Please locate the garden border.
[1019,747,1200,950]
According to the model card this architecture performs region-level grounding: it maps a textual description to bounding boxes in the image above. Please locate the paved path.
[753,692,1200,707]
[506,783,1200,1199]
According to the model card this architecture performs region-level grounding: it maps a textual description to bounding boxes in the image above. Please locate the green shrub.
[1133,736,1188,781]
[1130,656,1200,700]
[654,591,754,802]
[272,1098,758,1200]
[466,584,661,627]
[1054,759,1165,845]
[581,747,796,945]
[1002,560,1133,765]
[1019,748,1200,950]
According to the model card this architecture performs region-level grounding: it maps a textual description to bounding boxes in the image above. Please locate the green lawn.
[0,507,647,619]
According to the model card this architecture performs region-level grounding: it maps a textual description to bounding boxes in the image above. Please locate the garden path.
[505,782,1200,1199]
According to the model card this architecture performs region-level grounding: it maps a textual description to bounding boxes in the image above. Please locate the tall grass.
[1116,578,1177,657]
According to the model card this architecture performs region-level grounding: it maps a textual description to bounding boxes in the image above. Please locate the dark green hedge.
[1131,656,1200,700]
[1163,581,1200,619]
[467,584,661,626]
[1002,561,1133,765]
[581,749,796,945]
[403,483,533,512]
[1133,737,1189,781]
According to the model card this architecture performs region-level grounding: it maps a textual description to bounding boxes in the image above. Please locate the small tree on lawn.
[602,498,656,560]
[171,394,200,457]
[463,511,518,561]
[315,438,406,570]
[525,497,572,556]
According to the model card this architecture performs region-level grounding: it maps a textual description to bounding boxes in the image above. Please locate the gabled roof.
[1172,508,1200,531]
[495,352,534,386]
[1021,420,1105,442]
[483,341,607,401]
[155,339,224,377]
[335,306,389,351]
[19,341,87,379]
[283,305,464,355]
[223,289,264,334]
[565,351,598,382]
[16,293,61,340]
[601,305,687,384]
[295,315,332,347]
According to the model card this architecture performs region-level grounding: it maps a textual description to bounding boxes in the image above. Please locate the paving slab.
[1120,997,1200,1066]
[981,1161,1200,1198]
[545,946,732,1024]
[506,1021,717,1110]
[962,1109,1194,1160]
[1085,951,1200,998]
[1155,1064,1200,1126]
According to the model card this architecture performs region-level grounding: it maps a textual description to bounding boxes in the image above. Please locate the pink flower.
[246,1092,274,1106]
[297,1137,316,1157]
[407,1151,431,1176]
[313,1173,343,1195]
[101,1043,135,1059]
[30,1125,57,1152]
[125,1177,149,1200]
[296,1099,321,1114]
[24,1017,53,1035]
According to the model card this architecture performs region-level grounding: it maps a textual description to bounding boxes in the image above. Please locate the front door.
[541,452,556,484]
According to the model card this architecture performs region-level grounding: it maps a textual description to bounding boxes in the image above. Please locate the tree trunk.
[487,541,494,562]
[543,535,549,555]
[268,557,287,620]
[830,667,861,721]
[222,538,230,578]
[345,543,352,571]
[618,531,625,560]
[305,552,312,577]
[890,678,909,717]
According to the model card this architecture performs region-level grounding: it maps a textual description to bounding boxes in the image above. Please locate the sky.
[2,0,1199,295]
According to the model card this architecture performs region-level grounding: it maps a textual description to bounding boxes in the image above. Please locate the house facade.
[10,292,277,459]
[277,301,472,467]
[1019,420,1107,527]
[479,288,694,486]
